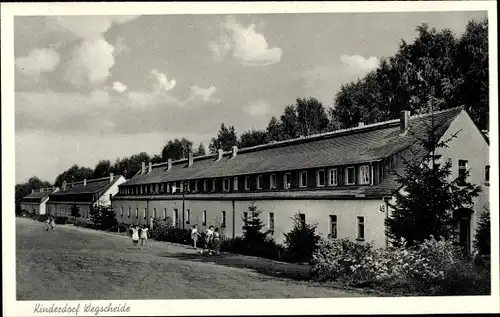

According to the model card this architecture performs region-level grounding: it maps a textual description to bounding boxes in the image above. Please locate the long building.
[112,107,489,252]
[20,187,59,215]
[47,174,126,218]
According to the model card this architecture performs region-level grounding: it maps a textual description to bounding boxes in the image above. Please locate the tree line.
[16,18,488,200]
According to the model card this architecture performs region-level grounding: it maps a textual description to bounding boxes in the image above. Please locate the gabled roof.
[50,175,124,202]
[122,107,464,188]
[20,189,55,203]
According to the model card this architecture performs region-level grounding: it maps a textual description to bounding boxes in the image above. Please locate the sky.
[14,11,487,184]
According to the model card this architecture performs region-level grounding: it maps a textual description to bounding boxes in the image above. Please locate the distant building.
[47,174,126,218]
[20,187,59,215]
[112,107,489,253]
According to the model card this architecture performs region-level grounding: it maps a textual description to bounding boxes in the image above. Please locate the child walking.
[191,225,201,250]
[131,226,139,246]
[140,225,149,250]
[212,227,221,256]
[202,225,214,254]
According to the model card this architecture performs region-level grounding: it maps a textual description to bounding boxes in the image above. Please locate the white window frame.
[135,208,139,219]
[284,173,291,189]
[233,177,239,191]
[245,176,250,190]
[316,169,326,187]
[203,180,208,192]
[357,216,365,240]
[329,215,337,238]
[346,167,355,185]
[328,168,338,186]
[359,165,370,185]
[173,209,179,227]
[143,208,147,219]
[299,171,308,188]
[194,180,199,192]
[223,178,230,192]
[256,175,263,189]
[270,174,277,189]
[212,179,217,192]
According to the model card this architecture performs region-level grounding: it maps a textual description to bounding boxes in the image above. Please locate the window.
[186,181,191,192]
[166,183,170,193]
[120,206,124,217]
[329,215,337,238]
[269,212,275,233]
[346,167,355,185]
[194,180,199,192]
[128,207,131,218]
[143,208,147,219]
[160,183,164,193]
[173,209,179,227]
[360,165,370,185]
[357,216,365,240]
[299,171,307,188]
[233,177,238,191]
[458,160,468,185]
[163,208,167,220]
[284,173,291,189]
[212,179,217,192]
[485,165,490,184]
[153,208,157,218]
[299,213,306,225]
[155,183,159,194]
[223,178,230,192]
[221,211,226,228]
[243,212,248,224]
[245,176,250,190]
[256,175,263,189]
[186,209,190,224]
[203,180,208,192]
[135,208,138,219]
[317,169,326,187]
[202,210,207,225]
[328,168,338,186]
[270,174,277,189]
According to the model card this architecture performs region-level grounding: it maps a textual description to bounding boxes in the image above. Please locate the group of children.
[45,216,56,231]
[191,224,221,255]
[130,225,149,249]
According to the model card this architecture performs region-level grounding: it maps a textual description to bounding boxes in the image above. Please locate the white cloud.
[210,16,282,66]
[150,69,177,92]
[243,100,270,116]
[65,38,115,87]
[112,81,128,93]
[15,48,60,76]
[340,55,379,72]
[189,85,217,102]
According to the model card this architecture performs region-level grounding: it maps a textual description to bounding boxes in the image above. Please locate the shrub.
[54,216,68,225]
[473,208,490,255]
[284,213,321,263]
[37,214,49,223]
[89,205,118,230]
[220,236,286,261]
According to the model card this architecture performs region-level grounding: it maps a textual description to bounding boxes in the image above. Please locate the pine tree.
[242,202,268,243]
[473,208,490,255]
[283,213,320,263]
[69,203,81,222]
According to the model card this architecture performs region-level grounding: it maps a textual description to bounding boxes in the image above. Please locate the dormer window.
[212,179,217,192]
[194,180,199,192]
[316,169,325,187]
[328,168,338,186]
[346,167,355,185]
[223,178,230,192]
[299,171,307,188]
[203,180,208,192]
[359,165,370,185]
[256,175,263,189]
[245,176,250,190]
[270,174,277,189]
[233,177,239,191]
[284,173,291,189]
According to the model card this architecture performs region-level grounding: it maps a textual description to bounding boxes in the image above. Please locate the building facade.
[112,108,489,251]
[20,187,59,215]
[46,174,126,218]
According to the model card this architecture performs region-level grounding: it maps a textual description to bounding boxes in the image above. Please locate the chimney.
[83,179,87,187]
[231,146,238,158]
[217,148,223,161]
[109,173,114,183]
[141,162,146,174]
[167,159,172,171]
[31,188,35,194]
[358,122,365,127]
[148,162,152,174]
[400,110,410,134]
[188,152,194,167]
[62,181,67,191]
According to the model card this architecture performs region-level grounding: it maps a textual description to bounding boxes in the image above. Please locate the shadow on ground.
[162,251,312,282]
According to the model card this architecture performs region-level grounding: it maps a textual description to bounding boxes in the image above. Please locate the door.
[459,216,471,255]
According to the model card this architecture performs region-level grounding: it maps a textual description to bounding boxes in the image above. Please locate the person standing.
[49,216,56,231]
[212,227,221,256]
[131,226,140,246]
[202,225,214,254]
[191,225,201,250]
[140,225,149,250]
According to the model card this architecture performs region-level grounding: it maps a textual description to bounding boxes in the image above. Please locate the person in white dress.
[140,225,149,250]
[191,225,201,250]
[202,226,214,254]
[131,226,139,246]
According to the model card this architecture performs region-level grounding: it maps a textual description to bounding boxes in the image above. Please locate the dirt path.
[16,217,373,300]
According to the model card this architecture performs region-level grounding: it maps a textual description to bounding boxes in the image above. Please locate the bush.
[36,214,49,223]
[474,208,490,255]
[220,236,286,261]
[54,216,68,225]
[284,213,321,263]
[148,218,191,245]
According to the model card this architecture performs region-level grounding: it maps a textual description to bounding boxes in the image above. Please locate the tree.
[150,154,163,164]
[54,165,94,186]
[112,152,151,178]
[385,111,482,247]
[92,160,112,178]
[15,176,51,214]
[283,213,321,263]
[266,116,284,142]
[295,97,330,136]
[194,143,206,156]
[242,202,269,243]
[473,208,490,255]
[238,129,268,148]
[161,138,193,161]
[89,205,117,230]
[208,123,238,153]
[280,105,300,140]
[69,204,81,222]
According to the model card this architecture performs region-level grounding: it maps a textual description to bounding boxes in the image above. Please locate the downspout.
[182,191,185,230]
[384,196,390,248]
[232,199,236,239]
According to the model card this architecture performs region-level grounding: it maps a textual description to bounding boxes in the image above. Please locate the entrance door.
[459,216,471,255]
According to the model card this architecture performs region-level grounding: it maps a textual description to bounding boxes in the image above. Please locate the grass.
[16,217,373,300]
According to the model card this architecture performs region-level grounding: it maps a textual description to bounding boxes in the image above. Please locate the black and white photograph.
[2,1,498,316]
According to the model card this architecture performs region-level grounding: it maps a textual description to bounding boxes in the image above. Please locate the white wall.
[113,197,388,247]
[98,176,127,206]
